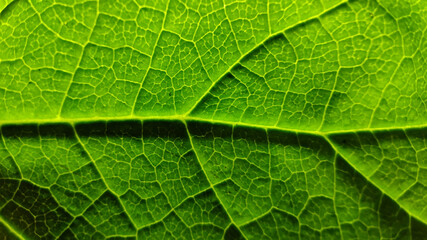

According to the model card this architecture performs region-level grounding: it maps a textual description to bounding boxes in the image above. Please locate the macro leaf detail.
[0,0,426,239]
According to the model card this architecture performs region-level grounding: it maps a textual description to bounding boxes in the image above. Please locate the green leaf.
[0,0,426,239]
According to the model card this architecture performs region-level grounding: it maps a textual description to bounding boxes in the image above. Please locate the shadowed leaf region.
[0,121,426,239]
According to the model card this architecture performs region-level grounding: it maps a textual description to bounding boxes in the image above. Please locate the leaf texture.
[0,0,426,239]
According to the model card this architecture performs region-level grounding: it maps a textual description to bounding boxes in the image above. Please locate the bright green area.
[0,0,426,239]
[1,0,425,131]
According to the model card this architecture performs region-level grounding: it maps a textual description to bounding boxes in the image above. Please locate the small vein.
[0,216,26,240]
[183,0,350,117]
[323,134,427,225]
[131,0,171,114]
[56,1,99,117]
[183,120,249,240]
[71,123,138,231]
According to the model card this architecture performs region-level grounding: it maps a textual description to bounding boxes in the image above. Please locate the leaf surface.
[0,0,426,239]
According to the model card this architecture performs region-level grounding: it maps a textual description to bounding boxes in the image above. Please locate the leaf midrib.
[0,116,425,135]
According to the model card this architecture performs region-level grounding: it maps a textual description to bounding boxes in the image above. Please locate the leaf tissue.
[0,0,426,239]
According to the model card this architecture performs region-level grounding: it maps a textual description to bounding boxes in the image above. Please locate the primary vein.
[0,116,425,136]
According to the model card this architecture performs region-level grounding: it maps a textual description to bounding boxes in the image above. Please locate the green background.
[0,0,426,238]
